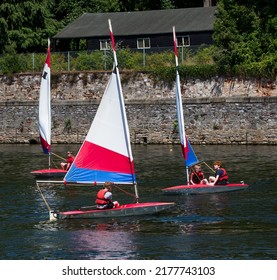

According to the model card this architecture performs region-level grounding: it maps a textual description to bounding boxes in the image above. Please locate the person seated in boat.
[60,151,75,171]
[208,161,229,186]
[95,182,120,210]
[189,164,207,185]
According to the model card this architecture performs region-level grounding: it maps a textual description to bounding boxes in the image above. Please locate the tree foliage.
[0,0,276,78]
[0,0,209,54]
[0,0,61,53]
[213,0,277,76]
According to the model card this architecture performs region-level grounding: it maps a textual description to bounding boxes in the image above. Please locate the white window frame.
[99,39,110,50]
[137,38,151,49]
[177,35,190,47]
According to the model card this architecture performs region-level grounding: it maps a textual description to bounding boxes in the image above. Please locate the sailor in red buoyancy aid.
[208,161,229,186]
[189,164,206,185]
[95,182,120,209]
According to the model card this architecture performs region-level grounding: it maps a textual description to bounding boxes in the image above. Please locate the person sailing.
[95,182,120,210]
[189,164,207,185]
[60,151,75,171]
[208,161,229,186]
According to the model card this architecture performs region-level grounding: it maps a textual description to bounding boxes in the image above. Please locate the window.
[137,38,151,49]
[100,40,110,50]
[177,36,190,47]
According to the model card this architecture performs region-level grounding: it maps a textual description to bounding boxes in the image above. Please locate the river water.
[0,144,276,260]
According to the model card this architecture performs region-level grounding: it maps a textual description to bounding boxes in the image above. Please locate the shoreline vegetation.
[0,48,276,81]
[0,1,276,81]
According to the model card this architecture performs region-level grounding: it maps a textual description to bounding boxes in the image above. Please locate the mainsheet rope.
[113,184,137,202]
[36,182,51,212]
[51,152,66,161]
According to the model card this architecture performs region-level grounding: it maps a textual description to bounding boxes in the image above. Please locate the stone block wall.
[0,72,276,144]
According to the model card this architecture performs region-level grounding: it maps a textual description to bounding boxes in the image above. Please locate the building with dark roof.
[53,7,217,52]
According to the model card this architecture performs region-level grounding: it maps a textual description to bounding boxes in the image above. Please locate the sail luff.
[108,19,137,186]
[39,39,51,157]
[173,27,187,158]
[172,27,198,174]
[173,26,179,68]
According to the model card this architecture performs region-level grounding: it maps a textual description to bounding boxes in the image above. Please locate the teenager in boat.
[95,182,120,210]
[60,151,75,171]
[189,164,207,185]
[208,161,229,186]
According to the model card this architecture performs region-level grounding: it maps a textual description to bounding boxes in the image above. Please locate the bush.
[153,64,219,83]
[0,46,276,80]
[0,43,29,74]
[74,50,108,71]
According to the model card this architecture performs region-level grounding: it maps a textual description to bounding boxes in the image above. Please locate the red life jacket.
[218,168,229,181]
[95,189,109,205]
[190,171,204,184]
[67,156,74,164]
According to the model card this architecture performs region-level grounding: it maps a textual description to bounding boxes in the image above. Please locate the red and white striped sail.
[173,26,198,169]
[64,20,136,185]
[39,39,51,154]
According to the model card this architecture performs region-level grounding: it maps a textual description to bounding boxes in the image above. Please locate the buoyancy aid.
[190,171,204,184]
[95,189,109,205]
[218,168,229,181]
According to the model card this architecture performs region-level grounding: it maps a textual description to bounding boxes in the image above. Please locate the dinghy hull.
[50,202,175,220]
[162,183,249,195]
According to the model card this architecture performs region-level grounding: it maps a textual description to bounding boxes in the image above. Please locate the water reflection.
[69,224,138,259]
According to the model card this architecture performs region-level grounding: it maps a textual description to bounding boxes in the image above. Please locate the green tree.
[0,42,28,73]
[213,0,277,76]
[52,0,121,27]
[0,0,61,53]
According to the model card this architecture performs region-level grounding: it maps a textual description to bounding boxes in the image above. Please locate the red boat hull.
[162,183,249,195]
[31,169,67,179]
[50,202,175,220]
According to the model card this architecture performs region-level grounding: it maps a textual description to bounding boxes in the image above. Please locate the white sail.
[39,39,51,155]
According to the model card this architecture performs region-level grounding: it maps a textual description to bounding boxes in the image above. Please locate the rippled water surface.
[0,144,276,260]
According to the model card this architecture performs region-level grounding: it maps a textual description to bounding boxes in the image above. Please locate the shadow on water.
[0,144,277,259]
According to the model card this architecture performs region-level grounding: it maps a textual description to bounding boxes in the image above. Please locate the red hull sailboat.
[161,27,249,195]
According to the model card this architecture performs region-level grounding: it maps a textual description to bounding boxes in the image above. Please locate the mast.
[108,19,138,200]
[47,38,51,169]
[173,27,190,184]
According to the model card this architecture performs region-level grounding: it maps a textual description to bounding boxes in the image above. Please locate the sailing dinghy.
[31,39,66,179]
[161,27,248,195]
[48,20,174,220]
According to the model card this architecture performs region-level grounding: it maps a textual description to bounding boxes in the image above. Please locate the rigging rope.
[36,182,51,212]
[51,152,66,161]
[114,184,137,200]
[50,158,59,169]
[203,161,214,173]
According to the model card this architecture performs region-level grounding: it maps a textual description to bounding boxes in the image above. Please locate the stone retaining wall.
[0,72,276,144]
